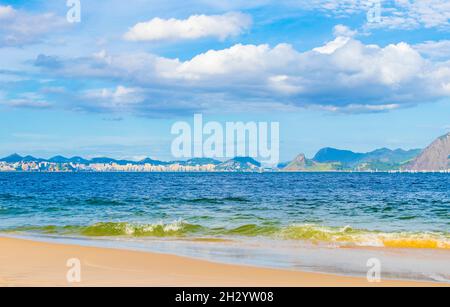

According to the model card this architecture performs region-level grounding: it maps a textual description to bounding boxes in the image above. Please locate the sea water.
[1,172,449,282]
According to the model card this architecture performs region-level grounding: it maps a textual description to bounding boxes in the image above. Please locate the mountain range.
[280,147,422,171]
[0,154,262,172]
[281,133,449,172]
[1,133,449,172]
[0,153,168,166]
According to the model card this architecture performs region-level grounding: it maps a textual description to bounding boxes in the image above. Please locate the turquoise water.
[1,172,449,281]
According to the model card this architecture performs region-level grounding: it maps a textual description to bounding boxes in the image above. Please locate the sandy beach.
[0,237,447,287]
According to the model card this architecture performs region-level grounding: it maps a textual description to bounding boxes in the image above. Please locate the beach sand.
[0,237,447,287]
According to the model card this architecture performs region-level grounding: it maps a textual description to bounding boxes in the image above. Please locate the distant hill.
[407,133,450,171]
[281,146,422,172]
[283,154,308,171]
[0,154,42,163]
[311,147,420,170]
[215,157,262,172]
[282,154,342,172]
[48,156,71,163]
[138,158,169,166]
[0,155,164,166]
[313,148,363,164]
[359,148,421,164]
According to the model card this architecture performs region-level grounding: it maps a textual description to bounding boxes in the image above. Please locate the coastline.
[0,237,447,287]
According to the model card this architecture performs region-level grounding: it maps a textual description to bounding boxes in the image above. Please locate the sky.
[0,0,449,162]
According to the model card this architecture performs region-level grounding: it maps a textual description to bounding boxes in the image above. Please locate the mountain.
[282,154,342,172]
[312,147,421,170]
[314,148,364,164]
[0,154,43,163]
[215,157,262,172]
[1,154,92,164]
[283,154,309,171]
[359,148,421,164]
[23,155,44,162]
[48,156,70,163]
[407,133,450,171]
[138,158,169,166]
[0,154,24,163]
[0,136,442,172]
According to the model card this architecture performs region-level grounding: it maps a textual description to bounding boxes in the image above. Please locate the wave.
[280,225,450,249]
[80,221,203,237]
[4,222,449,249]
[7,221,203,237]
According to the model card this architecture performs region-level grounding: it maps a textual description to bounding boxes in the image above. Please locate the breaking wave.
[4,222,450,249]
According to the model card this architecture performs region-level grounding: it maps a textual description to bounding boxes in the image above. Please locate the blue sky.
[0,0,449,162]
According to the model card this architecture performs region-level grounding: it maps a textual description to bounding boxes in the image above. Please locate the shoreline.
[0,237,447,287]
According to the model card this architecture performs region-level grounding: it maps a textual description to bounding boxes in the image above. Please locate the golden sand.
[0,237,447,287]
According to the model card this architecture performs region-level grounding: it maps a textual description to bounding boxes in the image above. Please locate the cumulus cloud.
[124,12,252,42]
[313,36,351,55]
[30,35,450,116]
[0,5,68,47]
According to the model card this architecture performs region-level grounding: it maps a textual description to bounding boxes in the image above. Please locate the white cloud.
[0,91,51,109]
[169,43,297,79]
[333,24,358,37]
[314,25,357,55]
[313,36,351,54]
[0,5,14,19]
[84,86,145,108]
[317,103,402,114]
[6,100,51,109]
[166,39,425,88]
[32,35,450,115]
[0,5,68,47]
[268,75,304,95]
[414,40,450,60]
[124,12,252,41]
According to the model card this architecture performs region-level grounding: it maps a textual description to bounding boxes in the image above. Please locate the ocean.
[1,172,449,282]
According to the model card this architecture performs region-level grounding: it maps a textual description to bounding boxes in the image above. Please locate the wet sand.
[0,237,446,287]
